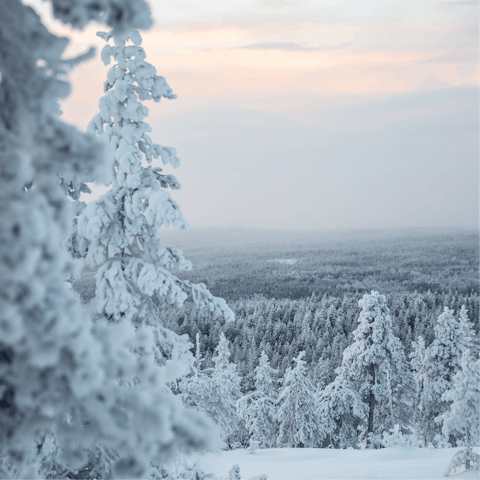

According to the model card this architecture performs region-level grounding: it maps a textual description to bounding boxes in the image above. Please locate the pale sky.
[30,0,479,230]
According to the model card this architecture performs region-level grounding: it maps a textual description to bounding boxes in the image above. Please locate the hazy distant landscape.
[78,227,478,302]
[76,226,479,302]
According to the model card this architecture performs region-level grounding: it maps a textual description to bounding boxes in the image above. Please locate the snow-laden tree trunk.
[367,364,376,442]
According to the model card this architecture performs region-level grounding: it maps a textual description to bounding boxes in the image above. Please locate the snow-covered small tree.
[275,351,323,448]
[316,376,368,449]
[410,336,426,389]
[334,291,416,446]
[417,307,464,445]
[180,333,244,448]
[180,334,218,423]
[441,349,480,476]
[237,351,278,447]
[211,333,245,447]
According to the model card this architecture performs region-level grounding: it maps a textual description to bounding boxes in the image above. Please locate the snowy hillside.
[193,447,480,480]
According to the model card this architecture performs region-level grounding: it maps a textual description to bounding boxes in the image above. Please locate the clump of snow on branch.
[47,0,152,31]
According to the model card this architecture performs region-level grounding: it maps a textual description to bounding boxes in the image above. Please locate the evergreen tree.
[179,334,219,427]
[417,307,464,445]
[275,352,322,448]
[441,349,480,475]
[68,29,233,326]
[182,333,244,448]
[61,27,235,469]
[211,334,244,446]
[0,1,218,478]
[237,351,278,447]
[334,291,415,445]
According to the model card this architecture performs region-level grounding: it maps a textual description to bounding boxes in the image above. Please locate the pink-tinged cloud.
[235,42,352,52]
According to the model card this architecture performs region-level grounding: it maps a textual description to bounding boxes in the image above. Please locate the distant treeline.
[156,228,479,300]
[75,230,479,302]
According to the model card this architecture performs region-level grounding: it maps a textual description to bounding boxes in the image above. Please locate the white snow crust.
[194,446,480,480]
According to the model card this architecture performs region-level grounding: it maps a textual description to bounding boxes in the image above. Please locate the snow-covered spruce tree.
[211,333,246,448]
[417,307,464,445]
[179,334,219,433]
[316,376,368,449]
[334,291,416,446]
[181,333,244,449]
[237,351,278,448]
[0,1,217,479]
[275,351,323,448]
[68,28,233,327]
[441,349,480,476]
[64,27,235,475]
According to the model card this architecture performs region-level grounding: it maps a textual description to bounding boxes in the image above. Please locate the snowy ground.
[192,447,479,480]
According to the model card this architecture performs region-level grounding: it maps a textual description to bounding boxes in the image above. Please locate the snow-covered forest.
[0,0,478,479]
[75,231,480,468]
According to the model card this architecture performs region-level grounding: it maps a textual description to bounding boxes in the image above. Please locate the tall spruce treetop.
[338,291,415,439]
[67,29,233,324]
